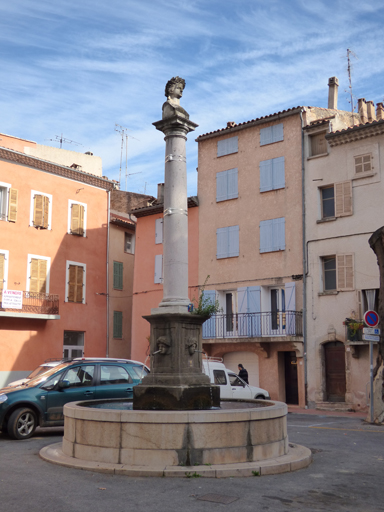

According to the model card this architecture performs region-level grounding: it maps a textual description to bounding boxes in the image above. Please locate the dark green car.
[0,358,149,440]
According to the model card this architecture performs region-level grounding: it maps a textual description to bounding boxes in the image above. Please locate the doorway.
[324,341,346,402]
[284,351,298,404]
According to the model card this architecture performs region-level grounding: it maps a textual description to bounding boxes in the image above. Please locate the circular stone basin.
[62,398,288,468]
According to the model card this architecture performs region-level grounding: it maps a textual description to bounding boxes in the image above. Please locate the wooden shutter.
[33,195,49,228]
[260,219,273,253]
[154,254,163,284]
[248,286,261,336]
[260,126,273,146]
[216,227,228,258]
[8,188,18,222]
[336,254,354,291]
[228,225,239,257]
[155,218,163,244]
[71,204,84,235]
[68,264,84,302]
[113,311,123,338]
[30,259,47,293]
[216,171,227,202]
[273,217,285,251]
[260,159,273,192]
[113,261,123,290]
[0,254,4,292]
[335,181,352,217]
[355,154,372,174]
[311,133,327,156]
[272,157,285,190]
[217,136,238,157]
[272,123,284,143]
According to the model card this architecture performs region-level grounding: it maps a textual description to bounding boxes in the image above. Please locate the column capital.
[153,114,198,137]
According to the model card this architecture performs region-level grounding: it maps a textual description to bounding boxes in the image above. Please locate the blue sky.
[1,0,383,197]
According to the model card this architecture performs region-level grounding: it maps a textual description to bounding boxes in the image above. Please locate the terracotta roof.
[0,146,117,191]
[110,213,135,227]
[196,107,303,141]
[326,119,384,146]
[132,196,199,217]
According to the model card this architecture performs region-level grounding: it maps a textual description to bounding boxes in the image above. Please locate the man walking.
[238,364,249,384]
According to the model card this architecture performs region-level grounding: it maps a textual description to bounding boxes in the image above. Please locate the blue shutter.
[155,218,163,244]
[238,287,248,336]
[216,227,228,259]
[154,254,163,283]
[285,282,296,334]
[260,126,272,146]
[260,159,273,192]
[227,168,238,199]
[202,290,216,338]
[248,286,261,336]
[216,171,227,202]
[260,219,273,253]
[272,123,284,142]
[217,136,238,157]
[273,217,285,251]
[228,225,239,257]
[272,157,285,190]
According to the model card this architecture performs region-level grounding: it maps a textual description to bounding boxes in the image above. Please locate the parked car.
[202,359,270,400]
[0,358,149,440]
[6,359,66,388]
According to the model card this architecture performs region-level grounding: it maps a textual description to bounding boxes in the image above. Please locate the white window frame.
[0,182,11,221]
[30,190,53,230]
[124,232,135,254]
[65,260,86,303]
[0,249,9,291]
[67,200,87,237]
[26,254,51,293]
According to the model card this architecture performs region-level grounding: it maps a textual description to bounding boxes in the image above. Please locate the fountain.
[41,78,311,477]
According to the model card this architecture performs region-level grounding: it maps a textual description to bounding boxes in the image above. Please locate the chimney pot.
[376,103,384,121]
[227,122,236,128]
[358,98,368,124]
[157,183,164,203]
[367,101,376,122]
[328,77,339,109]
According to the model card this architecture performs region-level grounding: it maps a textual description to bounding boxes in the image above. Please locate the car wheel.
[255,395,265,400]
[8,408,37,440]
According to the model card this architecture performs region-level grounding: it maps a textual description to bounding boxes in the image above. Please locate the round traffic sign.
[364,310,379,327]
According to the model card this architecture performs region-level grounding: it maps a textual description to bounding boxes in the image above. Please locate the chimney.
[157,183,164,203]
[328,77,339,109]
[227,122,236,128]
[376,103,384,121]
[367,101,376,122]
[358,98,368,124]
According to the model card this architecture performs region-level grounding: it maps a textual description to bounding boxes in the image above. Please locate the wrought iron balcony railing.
[0,291,59,316]
[202,311,303,339]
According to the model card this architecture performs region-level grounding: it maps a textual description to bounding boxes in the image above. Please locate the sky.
[1,0,384,197]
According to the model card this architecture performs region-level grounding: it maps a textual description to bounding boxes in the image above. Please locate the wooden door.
[325,342,346,402]
[284,351,298,405]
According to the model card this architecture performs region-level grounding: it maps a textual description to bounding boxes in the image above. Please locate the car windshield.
[27,365,53,380]
[127,365,149,380]
[24,363,72,387]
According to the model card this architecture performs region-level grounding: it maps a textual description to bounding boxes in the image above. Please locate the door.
[284,352,298,405]
[228,371,252,399]
[94,364,134,400]
[270,288,285,335]
[325,342,346,402]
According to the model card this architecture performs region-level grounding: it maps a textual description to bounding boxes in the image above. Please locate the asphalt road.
[0,413,383,512]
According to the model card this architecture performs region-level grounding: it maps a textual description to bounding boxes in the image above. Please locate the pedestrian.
[238,363,249,384]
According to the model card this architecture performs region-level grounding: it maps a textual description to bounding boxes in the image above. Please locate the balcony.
[0,291,60,319]
[202,311,303,340]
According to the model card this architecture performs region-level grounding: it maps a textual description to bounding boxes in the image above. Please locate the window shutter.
[227,168,238,199]
[285,282,296,335]
[154,254,163,283]
[228,225,239,257]
[336,254,354,291]
[216,227,228,259]
[43,196,49,229]
[248,286,261,336]
[260,160,273,192]
[155,218,163,244]
[71,204,84,235]
[260,126,272,146]
[273,157,285,190]
[8,188,18,222]
[311,133,327,156]
[113,311,123,338]
[68,264,83,302]
[273,217,285,251]
[216,171,227,202]
[75,265,84,302]
[335,181,352,217]
[355,154,372,174]
[113,262,123,290]
[202,290,216,338]
[217,136,238,157]
[272,123,284,142]
[260,219,273,253]
[30,258,47,294]
[237,287,247,314]
[0,254,4,292]
[33,195,43,227]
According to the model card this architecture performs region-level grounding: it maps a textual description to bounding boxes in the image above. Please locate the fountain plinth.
[133,77,220,410]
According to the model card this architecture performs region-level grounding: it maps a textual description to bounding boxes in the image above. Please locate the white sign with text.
[2,290,23,309]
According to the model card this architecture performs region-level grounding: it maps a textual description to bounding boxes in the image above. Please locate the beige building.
[305,101,384,411]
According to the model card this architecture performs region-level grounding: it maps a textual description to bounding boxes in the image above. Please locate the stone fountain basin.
[61,398,289,468]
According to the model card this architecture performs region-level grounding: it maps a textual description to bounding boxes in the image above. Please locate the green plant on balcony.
[343,318,364,341]
[191,275,221,319]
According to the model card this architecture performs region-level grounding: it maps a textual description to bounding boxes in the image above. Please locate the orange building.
[0,133,116,387]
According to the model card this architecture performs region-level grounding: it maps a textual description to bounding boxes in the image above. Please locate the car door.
[44,364,96,423]
[228,372,252,399]
[94,364,134,400]
[212,369,232,399]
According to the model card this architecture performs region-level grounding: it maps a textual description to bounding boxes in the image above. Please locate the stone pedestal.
[133,313,220,410]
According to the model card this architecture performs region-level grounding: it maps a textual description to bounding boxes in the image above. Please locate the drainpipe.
[106,190,111,357]
[300,108,308,407]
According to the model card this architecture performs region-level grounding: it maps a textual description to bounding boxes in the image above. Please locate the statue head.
[157,336,171,355]
[165,76,186,104]
[186,337,198,356]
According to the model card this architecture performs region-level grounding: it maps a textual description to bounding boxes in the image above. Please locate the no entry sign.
[364,310,379,328]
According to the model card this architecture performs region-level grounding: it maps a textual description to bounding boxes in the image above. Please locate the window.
[310,132,327,156]
[113,311,123,338]
[63,365,94,388]
[355,154,372,175]
[260,218,285,253]
[361,289,379,315]
[213,370,227,385]
[154,254,163,283]
[100,365,131,385]
[65,261,85,303]
[155,218,163,244]
[28,255,50,293]
[30,190,52,229]
[260,123,283,146]
[0,250,8,294]
[217,136,238,157]
[321,254,354,292]
[0,182,17,222]
[63,331,84,358]
[259,157,285,192]
[113,261,123,290]
[68,200,86,236]
[320,182,352,219]
[125,232,134,253]
[216,225,239,259]
[216,168,238,202]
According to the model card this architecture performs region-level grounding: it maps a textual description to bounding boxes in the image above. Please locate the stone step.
[315,402,353,412]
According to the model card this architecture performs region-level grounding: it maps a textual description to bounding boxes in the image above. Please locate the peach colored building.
[0,133,116,387]
[130,187,199,366]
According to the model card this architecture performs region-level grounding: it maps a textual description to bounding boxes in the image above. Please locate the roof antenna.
[346,48,358,125]
[46,133,82,149]
[114,124,141,190]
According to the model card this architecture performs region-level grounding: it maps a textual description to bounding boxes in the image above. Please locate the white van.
[202,358,270,400]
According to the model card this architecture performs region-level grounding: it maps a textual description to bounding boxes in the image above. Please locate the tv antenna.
[46,133,82,149]
[346,48,358,124]
[114,124,141,190]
